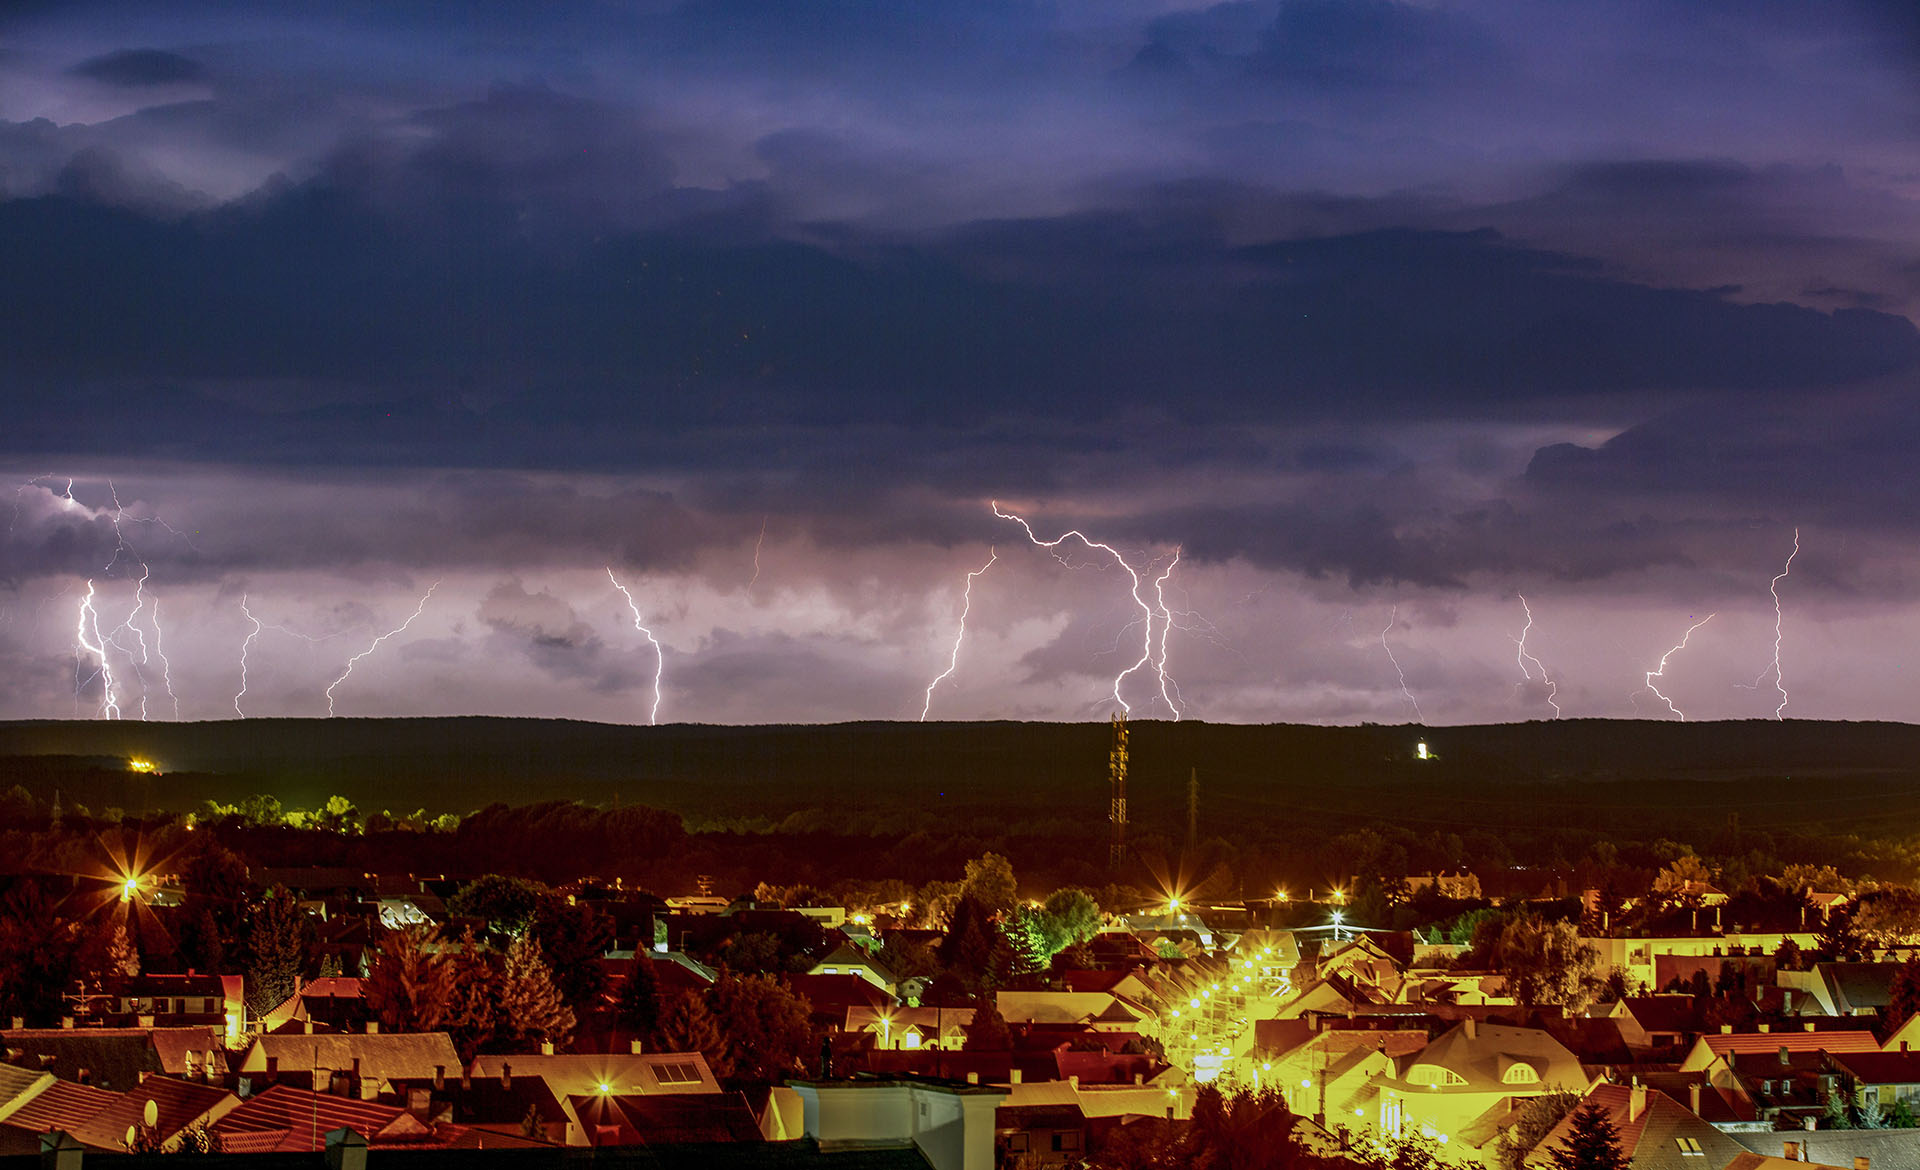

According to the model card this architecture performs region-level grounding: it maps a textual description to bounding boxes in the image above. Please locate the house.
[1733,1131,1920,1170]
[1677,1027,1879,1072]
[809,942,898,993]
[1370,1018,1590,1154]
[467,1051,722,1102]
[848,1005,975,1051]
[789,1075,1008,1170]
[235,1030,462,1100]
[67,1075,237,1153]
[1,1028,165,1092]
[0,1079,119,1155]
[1523,1084,1747,1170]
[997,991,1152,1031]
[1777,963,1900,1017]
[568,1091,766,1145]
[1605,995,1708,1057]
[212,1083,477,1151]
[1825,1050,1920,1121]
[995,1080,1190,1168]
[1704,1048,1837,1130]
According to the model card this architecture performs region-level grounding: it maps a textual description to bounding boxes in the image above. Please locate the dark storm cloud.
[67,48,206,87]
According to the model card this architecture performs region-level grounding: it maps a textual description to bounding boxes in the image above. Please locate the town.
[2,770,1918,1170]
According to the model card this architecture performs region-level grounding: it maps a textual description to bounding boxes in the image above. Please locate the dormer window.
[1502,1064,1540,1085]
[1406,1065,1467,1087]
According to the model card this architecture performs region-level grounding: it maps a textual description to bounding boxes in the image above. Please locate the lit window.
[652,1062,702,1085]
[1405,1065,1467,1087]
[1676,1138,1704,1157]
[1502,1064,1540,1085]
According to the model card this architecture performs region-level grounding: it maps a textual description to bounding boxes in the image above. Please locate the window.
[651,1061,702,1085]
[1006,1134,1030,1153]
[1502,1064,1539,1085]
[1675,1138,1705,1157]
[1406,1065,1467,1087]
[1052,1132,1082,1151]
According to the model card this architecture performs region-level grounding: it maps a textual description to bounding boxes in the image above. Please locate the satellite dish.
[144,1099,159,1128]
[125,1125,137,1148]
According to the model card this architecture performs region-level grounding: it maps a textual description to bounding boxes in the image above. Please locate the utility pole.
[1108,714,1128,869]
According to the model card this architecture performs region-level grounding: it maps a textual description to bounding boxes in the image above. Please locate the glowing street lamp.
[119,874,141,903]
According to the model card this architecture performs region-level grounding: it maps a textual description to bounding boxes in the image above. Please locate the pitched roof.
[467,1052,720,1099]
[238,1032,461,1085]
[1733,1130,1920,1170]
[146,1027,226,1077]
[0,1064,51,1118]
[69,1075,235,1150]
[0,1029,160,1093]
[213,1084,455,1151]
[1681,1029,1878,1069]
[1389,1022,1586,1093]
[568,1091,765,1144]
[1,1080,119,1147]
[1827,1050,1920,1085]
[1819,963,1899,1014]
[1527,1085,1747,1170]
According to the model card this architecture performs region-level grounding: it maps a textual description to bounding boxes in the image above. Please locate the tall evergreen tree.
[1885,953,1920,1034]
[364,926,457,1033]
[494,935,576,1050]
[655,991,727,1072]
[963,997,1012,1051]
[243,885,312,1018]
[614,956,664,1044]
[1546,1103,1630,1170]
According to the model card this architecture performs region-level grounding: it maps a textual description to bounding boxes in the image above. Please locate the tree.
[1038,888,1103,953]
[1175,1084,1299,1170]
[364,926,457,1033]
[1652,855,1715,906]
[528,898,613,1020]
[708,973,815,1083]
[1545,1103,1630,1170]
[614,958,663,1043]
[655,991,726,1067]
[964,997,1012,1051]
[1815,908,1863,962]
[961,853,1018,919]
[493,935,575,1050]
[1498,1092,1581,1170]
[448,875,548,941]
[1471,914,1600,1011]
[243,885,313,1018]
[939,895,1010,991]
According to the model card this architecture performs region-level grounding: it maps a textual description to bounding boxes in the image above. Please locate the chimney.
[1779,1046,1790,1066]
[8,1016,20,1030]
[1135,1073,1145,1085]
[365,1021,379,1035]
[303,1019,314,1035]
[1689,1083,1702,1115]
[1855,1160,1871,1170]
[1463,1017,1477,1040]
[351,1057,362,1080]
[433,1065,445,1092]
[501,1062,511,1090]
[630,1040,644,1055]
[540,1040,555,1056]
[1760,1024,1771,1034]
[1785,1142,1800,1161]
[1010,1069,1022,1084]
[60,1018,73,1030]
[967,1072,979,1085]
[1721,1024,1733,1034]
[1805,1022,1817,1032]
[1069,1075,1080,1089]
[266,1056,279,1080]
[1630,1084,1648,1123]
[460,1072,472,1092]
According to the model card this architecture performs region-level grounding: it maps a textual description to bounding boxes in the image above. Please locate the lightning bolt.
[1513,594,1561,719]
[747,515,767,599]
[920,548,997,721]
[1380,605,1423,723]
[1152,549,1184,718]
[1751,526,1804,710]
[1644,613,1715,721]
[75,580,119,719]
[607,568,666,725]
[992,500,1181,719]
[324,582,440,717]
[1760,528,1799,720]
[235,595,263,717]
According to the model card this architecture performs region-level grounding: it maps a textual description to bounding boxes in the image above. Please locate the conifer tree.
[1546,1103,1630,1170]
[495,935,576,1049]
[656,991,727,1072]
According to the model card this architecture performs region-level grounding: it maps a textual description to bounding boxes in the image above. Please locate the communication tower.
[1108,713,1128,868]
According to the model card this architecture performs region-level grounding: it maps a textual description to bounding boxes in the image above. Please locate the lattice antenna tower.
[1108,713,1129,868]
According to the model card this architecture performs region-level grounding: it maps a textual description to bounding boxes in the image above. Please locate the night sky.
[4,1,1920,725]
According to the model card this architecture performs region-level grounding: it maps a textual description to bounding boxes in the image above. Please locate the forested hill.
[0,716,1917,830]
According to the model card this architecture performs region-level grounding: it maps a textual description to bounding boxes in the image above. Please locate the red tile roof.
[213,1084,463,1151]
[2,1081,119,1147]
